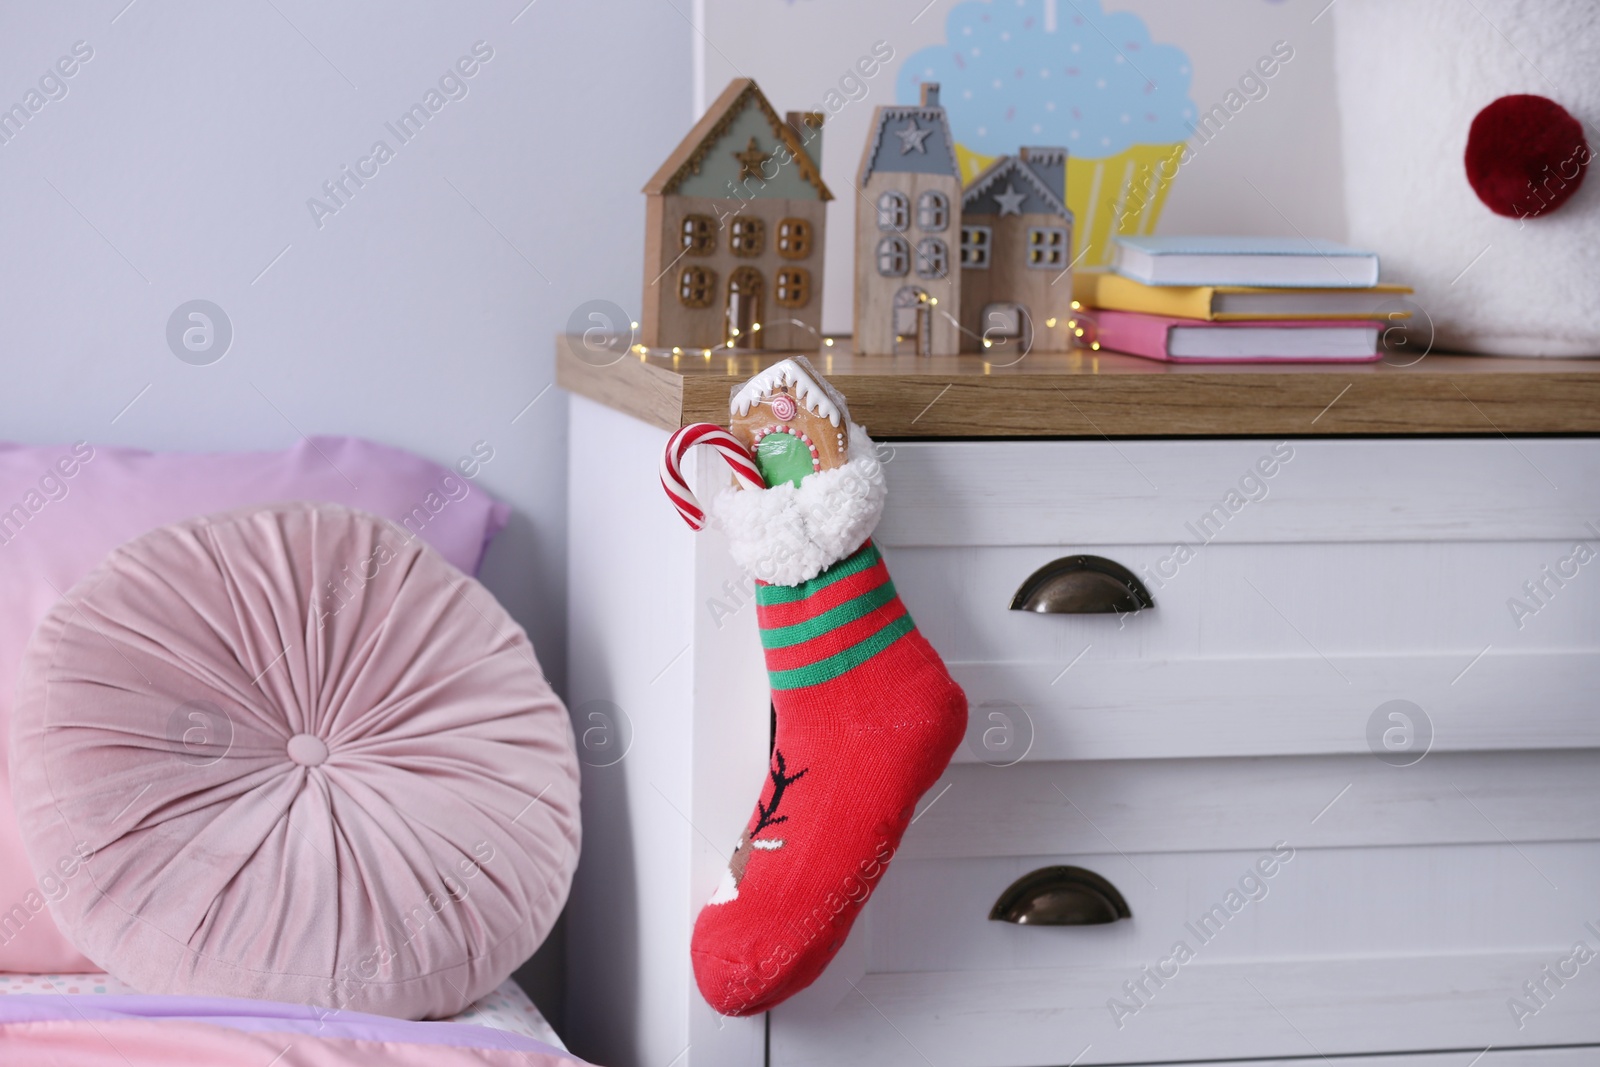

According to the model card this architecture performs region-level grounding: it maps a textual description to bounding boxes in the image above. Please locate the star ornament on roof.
[733,136,772,181]
[993,182,1027,216]
[896,118,931,154]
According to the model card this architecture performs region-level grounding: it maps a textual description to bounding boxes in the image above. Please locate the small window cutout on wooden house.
[917,191,949,231]
[877,191,909,232]
[916,237,949,279]
[730,217,764,256]
[777,218,812,260]
[679,266,716,308]
[877,236,910,276]
[681,214,714,255]
[1027,227,1069,269]
[775,268,812,308]
[961,226,992,268]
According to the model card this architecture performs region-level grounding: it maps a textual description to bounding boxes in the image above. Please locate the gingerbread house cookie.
[729,356,851,488]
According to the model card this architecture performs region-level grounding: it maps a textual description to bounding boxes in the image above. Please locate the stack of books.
[1086,237,1412,363]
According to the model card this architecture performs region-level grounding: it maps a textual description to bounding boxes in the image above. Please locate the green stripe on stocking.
[756,542,882,606]
[767,614,915,691]
[760,580,899,650]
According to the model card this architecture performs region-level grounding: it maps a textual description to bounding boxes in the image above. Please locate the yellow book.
[1090,271,1414,321]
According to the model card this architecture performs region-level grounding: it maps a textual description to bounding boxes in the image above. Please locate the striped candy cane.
[661,422,766,530]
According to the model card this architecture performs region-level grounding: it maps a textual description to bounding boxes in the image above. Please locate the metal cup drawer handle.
[1009,555,1154,615]
[989,866,1132,926]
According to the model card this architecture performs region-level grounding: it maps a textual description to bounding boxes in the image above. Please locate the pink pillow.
[0,436,509,973]
[9,504,578,1019]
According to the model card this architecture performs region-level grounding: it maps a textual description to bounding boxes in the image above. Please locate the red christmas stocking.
[692,540,966,1015]
[664,405,967,1017]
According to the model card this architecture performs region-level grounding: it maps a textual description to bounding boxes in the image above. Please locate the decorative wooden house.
[959,147,1075,354]
[640,79,831,353]
[853,83,963,356]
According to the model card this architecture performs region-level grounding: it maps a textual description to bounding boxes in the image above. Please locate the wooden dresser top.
[555,337,1600,438]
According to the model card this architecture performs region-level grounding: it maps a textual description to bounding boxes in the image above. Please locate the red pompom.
[1464,94,1589,218]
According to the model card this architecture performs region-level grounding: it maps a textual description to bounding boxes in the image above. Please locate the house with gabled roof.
[959,147,1076,354]
[854,83,963,356]
[640,78,831,353]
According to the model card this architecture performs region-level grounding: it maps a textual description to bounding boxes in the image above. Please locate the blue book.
[1112,236,1381,288]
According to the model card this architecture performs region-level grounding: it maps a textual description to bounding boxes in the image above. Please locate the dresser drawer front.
[941,654,1600,762]
[772,947,1600,1067]
[893,751,1600,862]
[874,438,1600,548]
[770,750,1600,1066]
[871,438,1600,762]
[889,541,1600,665]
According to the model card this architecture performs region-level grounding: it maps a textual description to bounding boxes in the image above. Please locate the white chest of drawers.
[561,356,1600,1067]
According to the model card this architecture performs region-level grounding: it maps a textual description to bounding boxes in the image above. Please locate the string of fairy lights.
[621,301,1102,359]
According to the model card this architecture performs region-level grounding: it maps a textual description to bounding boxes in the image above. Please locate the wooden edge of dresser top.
[555,336,1600,437]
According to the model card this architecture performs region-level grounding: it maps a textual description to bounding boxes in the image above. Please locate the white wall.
[0,0,692,703]
[0,0,692,1029]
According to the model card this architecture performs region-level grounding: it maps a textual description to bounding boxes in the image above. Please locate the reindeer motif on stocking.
[709,750,807,904]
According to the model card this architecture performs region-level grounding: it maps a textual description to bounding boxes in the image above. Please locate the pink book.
[1094,310,1385,363]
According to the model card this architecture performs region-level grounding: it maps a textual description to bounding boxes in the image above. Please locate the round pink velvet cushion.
[9,503,580,1020]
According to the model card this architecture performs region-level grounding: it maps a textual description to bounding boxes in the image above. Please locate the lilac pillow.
[0,436,509,973]
[9,504,577,1019]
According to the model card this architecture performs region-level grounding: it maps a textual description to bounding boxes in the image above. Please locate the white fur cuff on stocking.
[707,423,887,588]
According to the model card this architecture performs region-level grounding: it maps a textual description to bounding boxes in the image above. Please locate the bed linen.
[0,990,588,1065]
[0,973,565,1048]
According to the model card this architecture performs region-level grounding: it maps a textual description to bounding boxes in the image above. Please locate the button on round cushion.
[9,503,580,1020]
[286,733,329,767]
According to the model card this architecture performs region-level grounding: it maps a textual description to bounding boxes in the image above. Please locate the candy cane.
[661,422,766,530]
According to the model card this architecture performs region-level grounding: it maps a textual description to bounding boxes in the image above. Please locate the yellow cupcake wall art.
[898,0,1196,268]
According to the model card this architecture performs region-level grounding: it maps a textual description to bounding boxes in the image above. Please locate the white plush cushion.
[1334,0,1599,356]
